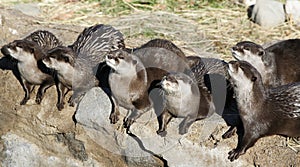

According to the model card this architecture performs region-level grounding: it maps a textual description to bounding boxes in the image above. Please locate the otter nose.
[232,46,238,51]
[107,54,113,59]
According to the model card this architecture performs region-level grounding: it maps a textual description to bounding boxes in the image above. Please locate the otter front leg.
[123,108,145,129]
[222,126,237,139]
[228,130,259,161]
[156,109,173,137]
[109,96,120,124]
[123,97,152,129]
[20,80,32,105]
[56,82,66,111]
[179,115,196,135]
[36,80,54,104]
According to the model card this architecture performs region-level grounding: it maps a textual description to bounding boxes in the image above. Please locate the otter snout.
[1,45,11,57]
[228,61,239,73]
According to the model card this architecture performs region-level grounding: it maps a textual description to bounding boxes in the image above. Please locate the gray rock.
[75,87,250,166]
[13,3,40,17]
[1,133,102,167]
[251,0,285,27]
[286,0,300,25]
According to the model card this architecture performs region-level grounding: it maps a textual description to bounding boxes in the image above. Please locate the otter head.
[228,61,265,100]
[105,50,138,73]
[1,40,44,62]
[43,46,75,71]
[231,41,265,62]
[161,72,196,96]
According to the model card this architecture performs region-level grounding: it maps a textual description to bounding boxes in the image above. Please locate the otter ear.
[132,60,137,65]
[30,47,35,54]
[64,56,69,63]
[251,76,257,82]
[258,49,265,56]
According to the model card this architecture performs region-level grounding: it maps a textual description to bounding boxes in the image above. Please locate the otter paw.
[179,127,188,135]
[110,113,119,124]
[222,128,236,139]
[123,118,134,129]
[35,96,42,104]
[228,149,242,161]
[56,103,64,111]
[20,98,29,105]
[156,130,167,137]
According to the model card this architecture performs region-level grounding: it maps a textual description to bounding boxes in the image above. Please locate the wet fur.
[227,61,300,161]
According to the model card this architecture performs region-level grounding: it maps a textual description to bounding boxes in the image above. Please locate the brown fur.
[227,60,300,161]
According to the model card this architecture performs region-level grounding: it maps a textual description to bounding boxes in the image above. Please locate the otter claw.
[20,98,29,105]
[228,149,242,161]
[123,118,134,129]
[156,130,167,137]
[110,113,119,124]
[56,103,64,111]
[222,127,237,139]
[179,127,188,135]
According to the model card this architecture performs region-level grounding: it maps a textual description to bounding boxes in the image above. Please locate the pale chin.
[228,64,235,73]
[106,59,117,69]
[231,51,241,61]
[42,60,51,68]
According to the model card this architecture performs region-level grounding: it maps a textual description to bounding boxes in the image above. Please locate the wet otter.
[231,39,300,87]
[1,40,55,105]
[227,60,300,161]
[1,30,61,105]
[156,72,214,136]
[43,24,124,110]
[106,45,190,129]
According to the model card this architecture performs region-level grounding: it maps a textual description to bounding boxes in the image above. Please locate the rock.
[250,0,285,27]
[75,87,249,166]
[13,3,40,17]
[1,133,102,167]
[286,0,300,25]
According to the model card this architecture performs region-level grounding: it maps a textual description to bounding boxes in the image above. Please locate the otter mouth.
[161,79,178,94]
[1,46,11,57]
[228,61,239,74]
[42,58,52,68]
[231,49,243,61]
[105,56,118,69]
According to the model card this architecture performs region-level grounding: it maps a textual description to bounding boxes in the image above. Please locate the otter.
[24,30,63,51]
[1,40,55,105]
[156,72,214,136]
[231,40,300,87]
[227,60,300,161]
[0,30,61,105]
[157,56,240,137]
[106,45,190,129]
[132,38,186,58]
[43,24,124,110]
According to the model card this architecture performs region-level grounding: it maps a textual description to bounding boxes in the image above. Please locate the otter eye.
[16,44,23,48]
[258,50,264,56]
[251,76,257,82]
[119,56,124,59]
[244,47,250,51]
[64,56,69,62]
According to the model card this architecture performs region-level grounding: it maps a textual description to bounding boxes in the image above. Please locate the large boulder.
[250,0,285,27]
